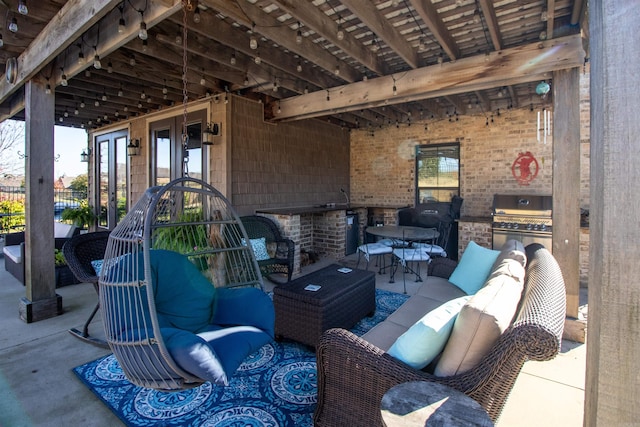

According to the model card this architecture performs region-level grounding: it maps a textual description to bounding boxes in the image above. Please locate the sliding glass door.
[96,130,129,230]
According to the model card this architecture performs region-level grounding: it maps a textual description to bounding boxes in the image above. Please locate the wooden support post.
[586,1,640,425]
[552,68,581,320]
[19,79,61,323]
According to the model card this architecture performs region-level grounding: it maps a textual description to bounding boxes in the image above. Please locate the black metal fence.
[0,186,88,234]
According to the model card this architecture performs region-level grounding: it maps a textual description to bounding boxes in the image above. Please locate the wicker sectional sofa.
[314,242,567,426]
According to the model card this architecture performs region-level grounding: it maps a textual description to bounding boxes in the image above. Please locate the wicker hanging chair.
[98,177,274,391]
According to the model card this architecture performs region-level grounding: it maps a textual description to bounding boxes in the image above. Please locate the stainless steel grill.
[491,194,553,252]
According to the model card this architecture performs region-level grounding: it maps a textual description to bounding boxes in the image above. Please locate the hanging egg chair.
[98,177,275,391]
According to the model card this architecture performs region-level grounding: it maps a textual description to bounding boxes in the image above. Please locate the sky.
[53,126,90,178]
[3,120,89,179]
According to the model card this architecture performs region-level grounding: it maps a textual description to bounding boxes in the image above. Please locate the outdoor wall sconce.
[202,122,221,145]
[80,148,91,162]
[127,138,141,156]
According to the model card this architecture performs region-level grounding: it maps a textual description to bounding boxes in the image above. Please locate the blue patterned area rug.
[73,289,408,427]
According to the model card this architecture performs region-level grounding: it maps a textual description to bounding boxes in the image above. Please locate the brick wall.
[229,96,350,216]
[350,107,554,218]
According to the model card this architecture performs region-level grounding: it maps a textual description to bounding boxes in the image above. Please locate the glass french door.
[150,110,207,185]
[96,130,129,230]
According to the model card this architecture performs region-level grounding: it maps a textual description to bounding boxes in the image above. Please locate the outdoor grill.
[491,194,553,252]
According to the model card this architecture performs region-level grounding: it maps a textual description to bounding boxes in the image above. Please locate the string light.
[175,28,183,45]
[102,90,108,101]
[296,22,302,44]
[0,34,4,48]
[8,16,18,33]
[60,68,68,86]
[254,52,261,64]
[140,91,146,99]
[107,61,113,73]
[93,48,101,69]
[230,52,236,65]
[244,75,249,85]
[129,55,136,66]
[118,85,124,97]
[142,39,148,52]
[138,12,148,40]
[249,22,258,49]
[297,61,302,72]
[193,7,201,24]
[200,70,206,86]
[162,81,168,94]
[18,0,28,15]
[334,64,340,76]
[118,17,126,33]
[77,49,85,65]
[336,15,344,40]
[326,90,330,102]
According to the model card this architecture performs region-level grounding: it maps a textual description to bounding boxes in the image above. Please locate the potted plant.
[61,200,96,231]
[54,248,80,287]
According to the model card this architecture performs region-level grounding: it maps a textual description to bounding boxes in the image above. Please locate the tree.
[0,120,25,176]
[68,174,88,192]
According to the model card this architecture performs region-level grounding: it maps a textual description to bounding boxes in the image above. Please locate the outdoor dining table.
[365,225,440,287]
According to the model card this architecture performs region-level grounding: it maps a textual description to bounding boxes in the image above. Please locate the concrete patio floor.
[0,252,586,426]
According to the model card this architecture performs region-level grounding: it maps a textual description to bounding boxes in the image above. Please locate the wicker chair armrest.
[314,328,437,427]
[274,238,295,260]
[427,257,458,278]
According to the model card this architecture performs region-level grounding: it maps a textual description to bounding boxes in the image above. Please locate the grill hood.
[492,195,552,217]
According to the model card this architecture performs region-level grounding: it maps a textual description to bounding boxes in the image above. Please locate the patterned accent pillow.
[249,237,270,261]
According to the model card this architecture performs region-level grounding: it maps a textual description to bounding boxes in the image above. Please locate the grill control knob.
[540,224,547,231]
[527,223,533,230]
[512,223,519,229]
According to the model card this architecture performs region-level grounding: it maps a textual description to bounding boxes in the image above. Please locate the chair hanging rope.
[181,1,190,177]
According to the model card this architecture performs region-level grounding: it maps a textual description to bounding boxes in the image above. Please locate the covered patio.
[0,250,587,426]
[0,0,638,425]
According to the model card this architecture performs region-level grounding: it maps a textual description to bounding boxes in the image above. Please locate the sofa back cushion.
[434,257,525,376]
[54,221,77,238]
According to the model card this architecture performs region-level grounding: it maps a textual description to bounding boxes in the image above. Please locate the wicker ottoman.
[273,264,376,347]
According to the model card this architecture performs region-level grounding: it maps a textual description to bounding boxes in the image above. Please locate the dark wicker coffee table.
[273,264,376,347]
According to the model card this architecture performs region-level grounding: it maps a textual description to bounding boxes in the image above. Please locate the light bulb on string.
[296,22,302,44]
[297,61,302,72]
[118,17,125,34]
[93,52,101,70]
[107,61,113,73]
[193,8,201,24]
[138,19,148,40]
[8,17,18,33]
[175,29,182,45]
[77,50,85,65]
[230,52,236,65]
[60,69,68,87]
[249,23,258,49]
[254,52,261,64]
[18,0,28,15]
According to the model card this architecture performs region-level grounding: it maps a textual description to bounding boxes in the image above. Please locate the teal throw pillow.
[387,296,471,369]
[149,250,217,333]
[448,241,500,295]
[91,259,104,276]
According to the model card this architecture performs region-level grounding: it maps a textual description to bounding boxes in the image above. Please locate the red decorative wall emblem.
[511,151,539,186]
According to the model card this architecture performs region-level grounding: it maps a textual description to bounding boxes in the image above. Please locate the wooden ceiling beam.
[270,0,390,76]
[269,34,585,121]
[340,0,420,69]
[408,0,460,61]
[201,0,362,83]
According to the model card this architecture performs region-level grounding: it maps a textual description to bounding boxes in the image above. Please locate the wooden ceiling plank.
[202,0,362,83]
[341,0,420,69]
[270,34,585,121]
[0,0,124,103]
[546,0,557,39]
[166,13,337,91]
[271,0,390,76]
[408,0,460,60]
[52,0,182,89]
[477,0,503,51]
